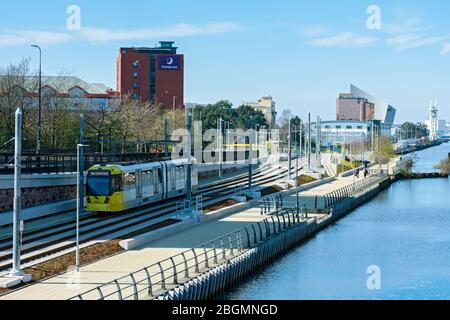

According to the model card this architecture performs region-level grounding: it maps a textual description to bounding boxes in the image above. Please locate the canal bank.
[223,143,450,300]
[154,174,395,300]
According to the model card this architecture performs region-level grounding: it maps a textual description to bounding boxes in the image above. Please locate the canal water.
[224,143,450,300]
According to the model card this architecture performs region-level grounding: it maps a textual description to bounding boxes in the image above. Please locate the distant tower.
[429,100,438,141]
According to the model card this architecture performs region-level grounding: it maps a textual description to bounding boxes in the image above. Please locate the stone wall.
[0,185,76,212]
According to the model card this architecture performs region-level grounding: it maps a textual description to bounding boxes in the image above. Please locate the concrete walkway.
[0,170,372,300]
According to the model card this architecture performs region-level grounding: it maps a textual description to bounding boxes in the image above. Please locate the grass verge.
[0,218,179,295]
[203,199,239,214]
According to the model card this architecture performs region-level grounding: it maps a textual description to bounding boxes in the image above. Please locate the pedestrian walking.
[354,167,360,179]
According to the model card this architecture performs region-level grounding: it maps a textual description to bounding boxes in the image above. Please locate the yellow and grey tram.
[85,159,198,213]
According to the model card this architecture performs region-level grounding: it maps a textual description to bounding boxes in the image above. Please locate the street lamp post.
[10,108,24,277]
[31,45,42,155]
[307,113,311,172]
[76,143,88,272]
[295,124,300,213]
[172,96,177,134]
[218,118,223,179]
[287,117,292,179]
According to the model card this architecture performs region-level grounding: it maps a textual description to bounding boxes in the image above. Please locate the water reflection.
[224,144,450,300]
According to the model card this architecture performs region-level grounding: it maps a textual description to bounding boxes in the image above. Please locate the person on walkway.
[364,168,368,179]
[354,167,360,179]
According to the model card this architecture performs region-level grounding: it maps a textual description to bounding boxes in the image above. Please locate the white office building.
[312,120,392,147]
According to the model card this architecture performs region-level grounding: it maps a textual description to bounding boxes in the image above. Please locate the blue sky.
[1,0,449,123]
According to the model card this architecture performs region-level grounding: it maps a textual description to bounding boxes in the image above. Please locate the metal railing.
[324,174,387,208]
[0,152,163,174]
[195,196,203,212]
[69,209,307,301]
[259,194,283,215]
[0,150,262,175]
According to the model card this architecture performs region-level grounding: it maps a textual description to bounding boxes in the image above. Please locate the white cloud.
[383,18,432,34]
[0,30,73,47]
[79,22,242,43]
[387,34,446,51]
[0,22,242,47]
[301,25,328,38]
[382,17,450,53]
[440,43,450,55]
[306,32,377,48]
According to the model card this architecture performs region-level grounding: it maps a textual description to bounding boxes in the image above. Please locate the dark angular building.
[117,41,184,109]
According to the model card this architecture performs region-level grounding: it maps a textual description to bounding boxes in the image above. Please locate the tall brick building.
[117,41,184,109]
[336,93,375,122]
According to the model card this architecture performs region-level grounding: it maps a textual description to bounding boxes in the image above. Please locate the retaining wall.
[154,177,391,300]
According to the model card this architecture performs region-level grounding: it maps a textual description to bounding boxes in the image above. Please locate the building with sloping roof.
[0,76,119,111]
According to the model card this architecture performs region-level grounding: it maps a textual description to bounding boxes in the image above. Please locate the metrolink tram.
[85,159,199,213]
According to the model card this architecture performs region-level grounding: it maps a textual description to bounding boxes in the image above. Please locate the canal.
[224,143,450,300]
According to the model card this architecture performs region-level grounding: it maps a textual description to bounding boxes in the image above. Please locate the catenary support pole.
[10,108,24,277]
[218,117,223,179]
[288,117,292,179]
[248,116,253,190]
[307,112,311,172]
[186,113,193,208]
[76,144,84,272]
[164,116,169,157]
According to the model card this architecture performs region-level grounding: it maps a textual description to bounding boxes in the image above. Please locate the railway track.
[0,160,307,272]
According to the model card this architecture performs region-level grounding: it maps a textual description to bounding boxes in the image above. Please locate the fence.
[324,174,386,208]
[69,208,306,301]
[0,152,162,174]
[0,150,261,174]
[259,194,283,215]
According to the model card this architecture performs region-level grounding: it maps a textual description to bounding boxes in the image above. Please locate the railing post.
[203,246,209,269]
[157,262,166,290]
[236,231,243,251]
[211,241,218,264]
[170,257,178,284]
[270,217,277,234]
[181,252,189,279]
[129,273,139,300]
[257,222,263,241]
[143,267,153,297]
[192,248,200,273]
[228,235,234,256]
[264,219,270,237]
[220,239,226,260]
[96,287,104,300]
[276,215,282,232]
[244,227,251,248]
[114,280,123,300]
[251,224,258,245]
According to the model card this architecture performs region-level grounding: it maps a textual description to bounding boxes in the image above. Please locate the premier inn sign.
[159,55,181,70]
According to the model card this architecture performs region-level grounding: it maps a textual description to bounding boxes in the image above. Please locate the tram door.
[135,169,143,198]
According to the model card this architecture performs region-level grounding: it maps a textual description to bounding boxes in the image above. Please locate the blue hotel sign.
[159,55,180,70]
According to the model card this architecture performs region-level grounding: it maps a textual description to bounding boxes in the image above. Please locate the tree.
[194,100,234,131]
[234,105,268,129]
[108,95,166,153]
[0,58,38,150]
[400,122,429,139]
[41,71,79,150]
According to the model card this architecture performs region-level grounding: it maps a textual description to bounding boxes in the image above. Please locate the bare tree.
[41,71,79,150]
[0,58,38,150]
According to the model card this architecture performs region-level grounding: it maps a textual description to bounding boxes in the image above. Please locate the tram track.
[0,161,306,271]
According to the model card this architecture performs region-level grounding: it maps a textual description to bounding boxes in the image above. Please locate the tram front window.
[87,176,112,197]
